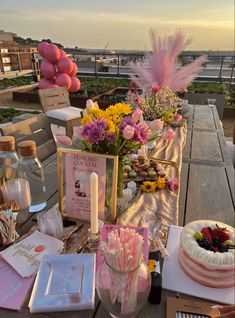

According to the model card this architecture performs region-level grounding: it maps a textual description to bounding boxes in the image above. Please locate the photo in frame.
[57,148,118,222]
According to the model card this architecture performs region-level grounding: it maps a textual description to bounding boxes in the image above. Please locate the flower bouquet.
[127,84,181,125]
[75,100,162,196]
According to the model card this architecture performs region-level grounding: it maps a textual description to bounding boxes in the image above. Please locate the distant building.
[0,30,17,44]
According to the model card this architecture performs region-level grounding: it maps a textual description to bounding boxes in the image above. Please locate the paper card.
[0,258,34,311]
[0,230,64,277]
[65,153,106,220]
[166,297,220,318]
[162,225,235,305]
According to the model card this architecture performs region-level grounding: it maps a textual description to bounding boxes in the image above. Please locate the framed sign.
[57,148,118,222]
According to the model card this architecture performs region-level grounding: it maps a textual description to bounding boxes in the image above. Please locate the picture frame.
[57,148,118,222]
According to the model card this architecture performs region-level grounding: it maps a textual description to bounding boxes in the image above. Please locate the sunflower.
[107,119,116,133]
[89,108,105,119]
[141,181,156,193]
[165,113,175,123]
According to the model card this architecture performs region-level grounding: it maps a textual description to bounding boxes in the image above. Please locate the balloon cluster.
[38,42,80,93]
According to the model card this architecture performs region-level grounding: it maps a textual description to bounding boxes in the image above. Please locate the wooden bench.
[39,87,83,138]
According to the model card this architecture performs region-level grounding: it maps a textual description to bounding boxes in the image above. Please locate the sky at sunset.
[0,0,234,50]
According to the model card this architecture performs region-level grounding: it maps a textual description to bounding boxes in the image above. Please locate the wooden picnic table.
[1,105,234,318]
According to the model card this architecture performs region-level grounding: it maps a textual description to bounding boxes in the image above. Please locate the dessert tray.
[162,225,234,305]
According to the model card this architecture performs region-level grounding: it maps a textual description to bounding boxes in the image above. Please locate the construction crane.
[104,42,109,51]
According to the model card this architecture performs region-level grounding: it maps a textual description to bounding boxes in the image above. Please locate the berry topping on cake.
[194,224,233,253]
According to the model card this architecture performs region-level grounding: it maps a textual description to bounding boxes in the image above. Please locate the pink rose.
[148,119,163,131]
[132,108,143,122]
[56,135,72,146]
[174,114,182,122]
[152,84,160,93]
[163,128,175,141]
[123,125,135,140]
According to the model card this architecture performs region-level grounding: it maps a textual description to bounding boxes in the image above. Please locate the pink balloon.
[48,84,60,88]
[37,42,49,58]
[59,49,67,59]
[69,63,78,77]
[57,57,74,74]
[38,79,53,89]
[44,44,60,64]
[55,73,72,90]
[40,60,56,80]
[68,77,81,93]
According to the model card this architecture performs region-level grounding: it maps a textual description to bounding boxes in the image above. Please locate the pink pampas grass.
[130,29,207,92]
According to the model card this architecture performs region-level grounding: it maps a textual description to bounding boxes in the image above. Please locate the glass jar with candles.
[17,140,47,212]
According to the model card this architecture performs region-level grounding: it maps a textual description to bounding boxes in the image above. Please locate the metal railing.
[0,51,234,83]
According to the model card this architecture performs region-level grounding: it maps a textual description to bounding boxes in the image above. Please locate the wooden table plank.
[193,105,216,130]
[185,164,234,225]
[191,131,223,162]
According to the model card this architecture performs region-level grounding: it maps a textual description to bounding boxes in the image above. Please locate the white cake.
[179,220,235,288]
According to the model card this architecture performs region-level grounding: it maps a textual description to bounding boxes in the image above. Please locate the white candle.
[90,172,98,235]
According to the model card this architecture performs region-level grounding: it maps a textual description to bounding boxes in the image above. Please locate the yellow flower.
[89,108,105,119]
[80,115,92,125]
[165,113,175,123]
[156,177,166,189]
[106,103,132,117]
[141,181,156,193]
[107,120,116,133]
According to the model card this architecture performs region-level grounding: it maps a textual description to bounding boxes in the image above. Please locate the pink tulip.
[174,113,182,122]
[148,119,163,131]
[152,84,160,93]
[86,99,94,109]
[163,128,175,141]
[69,63,78,77]
[132,108,143,122]
[37,42,49,58]
[55,73,72,90]
[40,59,56,80]
[68,77,80,93]
[57,57,74,74]
[56,135,72,146]
[123,125,135,140]
[44,44,60,64]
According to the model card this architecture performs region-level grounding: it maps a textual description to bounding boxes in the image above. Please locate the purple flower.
[119,117,135,132]
[82,119,107,144]
[106,132,116,143]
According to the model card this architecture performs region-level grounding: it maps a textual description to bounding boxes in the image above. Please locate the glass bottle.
[17,140,47,212]
[0,136,20,204]
[96,256,151,318]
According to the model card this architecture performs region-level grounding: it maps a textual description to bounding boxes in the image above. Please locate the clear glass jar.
[96,257,151,318]
[18,140,47,212]
[0,136,20,204]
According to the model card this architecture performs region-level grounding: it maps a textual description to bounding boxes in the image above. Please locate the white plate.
[162,225,234,305]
